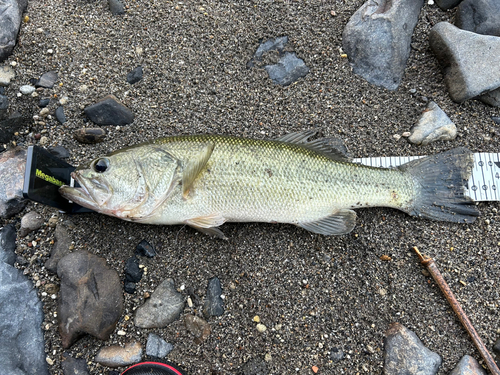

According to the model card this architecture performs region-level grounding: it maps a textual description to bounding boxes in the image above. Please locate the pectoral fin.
[298,209,356,235]
[185,214,227,240]
[182,143,215,198]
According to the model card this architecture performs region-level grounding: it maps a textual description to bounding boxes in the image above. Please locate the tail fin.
[399,147,479,223]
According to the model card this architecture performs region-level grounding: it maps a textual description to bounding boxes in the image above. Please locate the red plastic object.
[121,361,187,375]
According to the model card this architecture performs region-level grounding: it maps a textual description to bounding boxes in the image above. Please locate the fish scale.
[152,135,413,224]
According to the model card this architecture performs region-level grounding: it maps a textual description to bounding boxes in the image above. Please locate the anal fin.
[298,209,356,235]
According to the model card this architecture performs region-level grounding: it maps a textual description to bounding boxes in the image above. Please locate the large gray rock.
[135,278,185,328]
[0,223,16,265]
[0,148,27,219]
[384,322,442,375]
[0,0,29,61]
[455,0,500,37]
[57,250,124,348]
[0,261,49,375]
[429,22,500,103]
[342,0,424,90]
[449,355,487,375]
[409,101,457,145]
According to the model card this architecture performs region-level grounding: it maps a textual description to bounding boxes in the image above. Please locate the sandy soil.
[2,0,499,374]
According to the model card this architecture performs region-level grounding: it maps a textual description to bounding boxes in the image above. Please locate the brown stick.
[413,247,500,375]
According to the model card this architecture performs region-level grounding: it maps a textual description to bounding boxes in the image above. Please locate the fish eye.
[92,158,110,173]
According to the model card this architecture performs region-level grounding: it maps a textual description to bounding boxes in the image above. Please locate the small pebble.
[38,98,50,108]
[256,323,267,332]
[73,128,106,144]
[253,315,260,323]
[135,239,156,257]
[20,85,35,95]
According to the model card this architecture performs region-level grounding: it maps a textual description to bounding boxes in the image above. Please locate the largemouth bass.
[59,131,479,238]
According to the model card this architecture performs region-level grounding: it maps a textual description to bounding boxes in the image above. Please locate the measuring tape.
[354,153,500,202]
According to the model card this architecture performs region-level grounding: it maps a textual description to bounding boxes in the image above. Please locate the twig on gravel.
[413,246,500,375]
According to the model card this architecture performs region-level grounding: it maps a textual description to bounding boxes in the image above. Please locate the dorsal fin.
[182,143,215,198]
[276,130,350,162]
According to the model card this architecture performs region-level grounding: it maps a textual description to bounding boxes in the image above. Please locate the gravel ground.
[2,1,500,374]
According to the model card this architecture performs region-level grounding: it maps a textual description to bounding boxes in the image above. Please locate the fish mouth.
[59,172,103,210]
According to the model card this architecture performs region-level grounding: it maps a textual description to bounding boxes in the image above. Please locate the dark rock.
[0,223,16,266]
[19,211,44,237]
[55,106,66,124]
[450,355,487,375]
[435,0,463,9]
[146,333,174,358]
[203,277,224,318]
[409,101,457,145]
[0,94,8,120]
[48,145,70,159]
[124,281,137,294]
[478,88,500,107]
[45,221,74,273]
[38,98,50,108]
[125,256,143,283]
[57,250,124,348]
[84,95,134,125]
[127,66,143,84]
[74,127,106,144]
[184,314,211,344]
[108,0,125,15]
[0,111,26,143]
[0,0,29,62]
[384,322,441,375]
[455,0,500,37]
[0,261,49,375]
[342,0,425,90]
[0,86,4,94]
[329,347,345,362]
[241,357,268,375]
[135,239,156,258]
[135,278,185,328]
[35,71,58,88]
[94,341,142,368]
[429,22,500,103]
[0,65,15,86]
[0,148,27,218]
[264,52,309,86]
[492,116,500,125]
[61,353,90,375]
